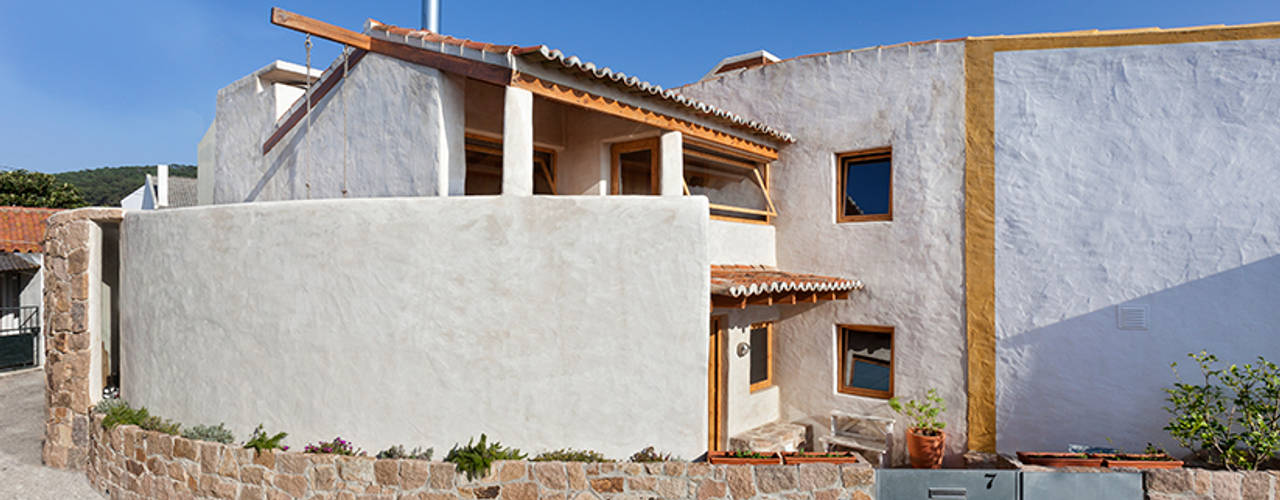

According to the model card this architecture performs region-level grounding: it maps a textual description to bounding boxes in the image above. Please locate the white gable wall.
[993,38,1280,454]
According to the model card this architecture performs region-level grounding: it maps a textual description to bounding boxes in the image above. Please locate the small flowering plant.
[304,436,365,456]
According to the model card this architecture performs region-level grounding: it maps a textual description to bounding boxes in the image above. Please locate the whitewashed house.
[104,10,1280,463]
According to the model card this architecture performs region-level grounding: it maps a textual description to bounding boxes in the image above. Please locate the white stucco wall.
[120,196,710,459]
[681,42,969,462]
[708,221,776,266]
[212,54,465,203]
[994,38,1280,454]
[721,307,781,438]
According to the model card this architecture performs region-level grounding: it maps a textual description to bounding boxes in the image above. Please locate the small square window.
[837,325,894,399]
[749,323,773,392]
[837,148,892,222]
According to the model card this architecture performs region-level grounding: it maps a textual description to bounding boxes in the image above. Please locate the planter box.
[1103,455,1183,470]
[782,451,864,465]
[707,451,782,465]
[1016,452,1105,468]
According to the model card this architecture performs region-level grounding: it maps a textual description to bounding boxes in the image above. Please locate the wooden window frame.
[464,133,558,195]
[684,146,778,225]
[610,138,661,195]
[748,322,774,392]
[836,147,893,223]
[836,324,895,399]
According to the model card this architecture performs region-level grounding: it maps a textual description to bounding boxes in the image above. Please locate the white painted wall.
[212,55,465,203]
[681,42,969,463]
[721,307,781,438]
[197,122,215,206]
[708,221,775,266]
[120,196,710,459]
[993,38,1280,454]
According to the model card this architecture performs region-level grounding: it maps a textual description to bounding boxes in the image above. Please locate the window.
[684,145,776,224]
[464,135,556,195]
[837,325,894,399]
[749,322,773,391]
[611,139,660,195]
[837,148,892,222]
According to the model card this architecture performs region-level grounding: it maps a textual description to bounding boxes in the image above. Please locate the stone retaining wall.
[1145,468,1279,500]
[87,416,877,500]
[42,207,123,470]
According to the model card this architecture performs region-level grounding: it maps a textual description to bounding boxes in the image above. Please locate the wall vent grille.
[1117,305,1149,331]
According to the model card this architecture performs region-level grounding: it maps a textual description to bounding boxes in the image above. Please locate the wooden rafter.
[262,49,367,155]
[711,289,852,310]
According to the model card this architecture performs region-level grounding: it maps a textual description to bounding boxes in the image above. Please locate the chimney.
[157,164,169,208]
[423,0,439,32]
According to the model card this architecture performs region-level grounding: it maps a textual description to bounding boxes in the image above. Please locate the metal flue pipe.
[422,0,439,32]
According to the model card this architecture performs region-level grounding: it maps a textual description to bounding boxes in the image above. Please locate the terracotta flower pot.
[707,451,783,465]
[906,427,945,468]
[781,451,864,465]
[1016,452,1105,468]
[1103,454,1184,470]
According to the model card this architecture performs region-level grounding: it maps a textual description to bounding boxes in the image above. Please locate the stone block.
[655,478,688,498]
[570,492,600,500]
[338,456,376,483]
[253,449,276,469]
[840,465,874,488]
[399,460,431,490]
[375,459,400,486]
[626,476,657,492]
[724,466,754,500]
[755,466,797,494]
[240,484,266,500]
[501,481,538,500]
[797,464,839,490]
[172,438,197,461]
[620,463,645,476]
[687,463,713,478]
[218,448,241,479]
[274,472,309,497]
[1243,472,1273,500]
[311,465,338,490]
[241,465,275,485]
[565,463,586,490]
[1213,470,1244,498]
[1146,469,1193,493]
[498,461,527,482]
[68,248,88,275]
[813,488,841,500]
[850,491,872,500]
[533,463,568,490]
[277,453,309,475]
[589,477,624,493]
[430,463,457,489]
[696,479,728,500]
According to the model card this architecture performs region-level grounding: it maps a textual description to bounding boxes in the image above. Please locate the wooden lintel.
[510,73,780,160]
[711,295,748,309]
[747,295,774,306]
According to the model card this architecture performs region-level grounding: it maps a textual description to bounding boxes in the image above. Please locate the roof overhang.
[711,265,864,309]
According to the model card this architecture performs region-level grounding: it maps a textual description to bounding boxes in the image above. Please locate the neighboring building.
[78,11,1277,464]
[120,165,198,210]
[0,207,57,370]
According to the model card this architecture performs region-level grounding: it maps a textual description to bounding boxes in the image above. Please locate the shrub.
[92,398,128,416]
[244,425,289,452]
[444,434,526,480]
[140,415,181,435]
[1164,351,1280,470]
[532,448,611,462]
[629,446,678,463]
[889,388,947,436]
[377,445,434,460]
[98,400,149,430]
[183,423,235,444]
[304,437,364,456]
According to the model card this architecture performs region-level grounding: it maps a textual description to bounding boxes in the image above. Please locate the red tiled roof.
[0,207,60,253]
[711,265,863,298]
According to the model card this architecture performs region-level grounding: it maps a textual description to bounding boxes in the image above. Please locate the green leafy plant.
[376,445,434,460]
[244,425,289,453]
[1164,351,1280,470]
[444,434,526,480]
[532,448,611,462]
[628,446,679,463]
[98,400,149,430]
[92,398,129,416]
[304,437,364,456]
[889,388,947,436]
[183,423,235,444]
[0,168,86,208]
[140,415,181,435]
[726,450,774,459]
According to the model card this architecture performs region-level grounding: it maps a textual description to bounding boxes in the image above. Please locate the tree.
[0,169,87,208]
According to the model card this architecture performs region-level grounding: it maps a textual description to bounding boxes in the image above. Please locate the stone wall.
[1145,468,1279,500]
[42,207,123,469]
[86,416,877,500]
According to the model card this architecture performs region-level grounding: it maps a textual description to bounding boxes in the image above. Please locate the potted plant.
[707,450,783,465]
[889,389,947,468]
[1103,444,1183,470]
[781,450,864,464]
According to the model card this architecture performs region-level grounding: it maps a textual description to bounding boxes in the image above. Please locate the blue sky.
[2,1,1277,173]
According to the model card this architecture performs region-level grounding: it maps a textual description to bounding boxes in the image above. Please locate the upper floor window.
[611,139,660,195]
[684,145,775,224]
[837,324,894,399]
[837,148,892,222]
[465,135,557,195]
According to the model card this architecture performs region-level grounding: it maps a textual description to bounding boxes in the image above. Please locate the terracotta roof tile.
[0,207,60,254]
[711,265,863,298]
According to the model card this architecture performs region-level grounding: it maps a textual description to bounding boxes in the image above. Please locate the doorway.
[610,139,660,195]
[708,316,726,452]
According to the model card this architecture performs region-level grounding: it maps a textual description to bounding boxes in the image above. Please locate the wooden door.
[610,139,660,195]
[708,316,726,452]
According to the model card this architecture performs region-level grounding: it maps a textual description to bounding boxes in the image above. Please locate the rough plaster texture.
[721,308,781,439]
[682,42,969,463]
[708,221,776,266]
[212,54,465,203]
[993,39,1280,454]
[120,197,710,459]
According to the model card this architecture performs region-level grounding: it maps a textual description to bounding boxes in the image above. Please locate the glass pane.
[842,327,891,393]
[684,155,768,218]
[749,326,769,385]
[842,158,891,216]
[618,149,654,195]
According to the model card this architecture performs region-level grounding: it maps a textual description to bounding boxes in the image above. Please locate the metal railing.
[0,305,38,335]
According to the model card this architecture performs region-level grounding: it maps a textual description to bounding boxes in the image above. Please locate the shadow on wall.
[996,253,1280,455]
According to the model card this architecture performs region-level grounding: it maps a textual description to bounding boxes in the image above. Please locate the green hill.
[54,165,196,206]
